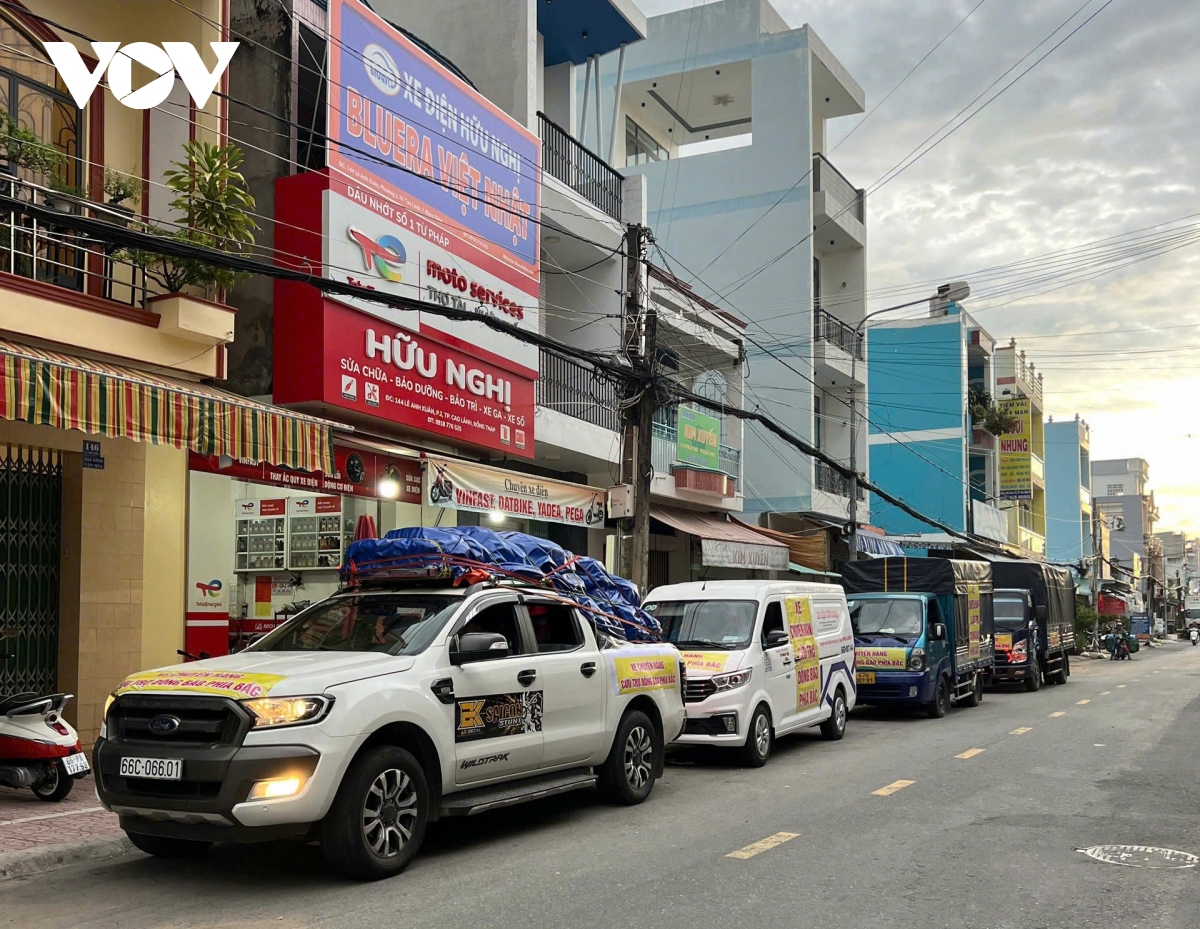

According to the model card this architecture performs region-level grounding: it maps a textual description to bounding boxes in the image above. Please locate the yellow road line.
[1076,699,1091,705]
[1117,684,1127,688]
[1099,691,1111,695]
[1010,727,1032,735]
[1049,711,1066,718]
[726,832,799,859]
[873,779,916,796]
[955,748,985,759]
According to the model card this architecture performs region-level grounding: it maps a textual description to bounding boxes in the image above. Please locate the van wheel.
[739,704,772,766]
[598,710,658,805]
[1025,657,1041,692]
[320,746,429,880]
[820,688,848,741]
[926,677,950,719]
[126,832,212,859]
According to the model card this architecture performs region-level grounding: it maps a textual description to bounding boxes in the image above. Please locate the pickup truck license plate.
[62,752,90,776]
[119,757,182,780]
[856,671,876,685]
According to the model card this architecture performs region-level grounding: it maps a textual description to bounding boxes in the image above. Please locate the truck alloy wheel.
[320,745,429,879]
[599,709,658,805]
[624,724,654,790]
[363,768,420,858]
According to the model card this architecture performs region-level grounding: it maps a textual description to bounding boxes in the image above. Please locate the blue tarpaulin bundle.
[343,527,661,642]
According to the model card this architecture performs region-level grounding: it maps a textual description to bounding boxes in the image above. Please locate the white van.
[643,581,857,766]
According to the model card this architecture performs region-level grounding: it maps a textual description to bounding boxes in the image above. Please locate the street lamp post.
[846,282,971,561]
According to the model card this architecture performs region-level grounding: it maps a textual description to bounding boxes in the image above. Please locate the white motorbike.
[1190,628,1198,647]
[1,647,90,801]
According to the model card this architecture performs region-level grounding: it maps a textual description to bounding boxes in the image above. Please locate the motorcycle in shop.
[0,684,89,801]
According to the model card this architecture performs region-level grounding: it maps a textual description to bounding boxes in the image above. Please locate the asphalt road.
[5,643,1200,929]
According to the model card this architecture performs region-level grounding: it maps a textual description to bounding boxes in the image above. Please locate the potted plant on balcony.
[0,108,66,181]
[44,174,81,213]
[968,386,1016,437]
[99,167,140,226]
[116,140,257,342]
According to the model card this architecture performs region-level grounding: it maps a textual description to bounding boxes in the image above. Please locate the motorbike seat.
[0,691,42,715]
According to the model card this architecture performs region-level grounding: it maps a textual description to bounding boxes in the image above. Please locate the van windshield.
[645,600,758,650]
[249,594,460,655]
[994,598,1027,628]
[848,598,923,638]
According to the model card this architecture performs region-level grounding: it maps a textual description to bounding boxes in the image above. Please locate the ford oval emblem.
[147,714,181,735]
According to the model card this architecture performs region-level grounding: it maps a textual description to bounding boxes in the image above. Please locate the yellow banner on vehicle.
[995,633,1012,651]
[115,669,284,699]
[967,582,982,660]
[854,647,907,670]
[786,597,821,712]
[680,651,730,674]
[612,653,679,695]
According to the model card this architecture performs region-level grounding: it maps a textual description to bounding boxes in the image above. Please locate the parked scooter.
[0,674,89,801]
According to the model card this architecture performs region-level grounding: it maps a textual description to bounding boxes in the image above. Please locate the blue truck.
[841,558,995,718]
[987,558,1076,690]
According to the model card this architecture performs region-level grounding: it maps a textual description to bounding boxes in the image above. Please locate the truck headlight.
[242,696,332,729]
[710,669,752,692]
[1011,640,1028,660]
[908,648,925,672]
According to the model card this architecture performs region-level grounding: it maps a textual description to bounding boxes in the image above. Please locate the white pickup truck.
[93,581,685,880]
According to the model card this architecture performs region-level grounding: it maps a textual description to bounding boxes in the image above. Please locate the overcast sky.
[639,0,1200,535]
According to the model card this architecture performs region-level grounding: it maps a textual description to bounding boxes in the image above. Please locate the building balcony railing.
[538,112,622,221]
[536,351,620,431]
[651,421,740,480]
[0,177,149,308]
[1031,453,1045,484]
[813,307,864,360]
[813,153,863,223]
[815,459,866,501]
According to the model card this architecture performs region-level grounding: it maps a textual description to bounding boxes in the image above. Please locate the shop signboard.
[675,406,721,470]
[324,0,539,379]
[425,456,606,529]
[700,537,789,571]
[1130,615,1152,641]
[189,446,423,504]
[997,397,1032,500]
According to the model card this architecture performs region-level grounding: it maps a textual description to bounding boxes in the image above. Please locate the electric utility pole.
[619,223,655,591]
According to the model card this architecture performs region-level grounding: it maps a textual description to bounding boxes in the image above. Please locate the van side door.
[760,600,798,731]
[812,597,855,717]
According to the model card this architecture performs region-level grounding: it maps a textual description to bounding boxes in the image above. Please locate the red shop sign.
[190,445,423,504]
[274,298,535,458]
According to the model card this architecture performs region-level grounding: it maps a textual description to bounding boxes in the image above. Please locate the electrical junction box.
[607,485,634,519]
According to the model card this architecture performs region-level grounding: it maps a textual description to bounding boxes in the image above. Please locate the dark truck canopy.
[985,557,1074,626]
[841,557,993,596]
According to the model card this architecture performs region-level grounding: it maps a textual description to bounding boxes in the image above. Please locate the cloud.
[640,0,1200,531]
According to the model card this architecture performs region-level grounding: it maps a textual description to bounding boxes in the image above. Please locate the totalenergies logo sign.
[349,227,406,282]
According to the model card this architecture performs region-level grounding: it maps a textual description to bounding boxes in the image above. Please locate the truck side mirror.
[1035,605,1047,622]
[931,623,947,641]
[450,632,510,665]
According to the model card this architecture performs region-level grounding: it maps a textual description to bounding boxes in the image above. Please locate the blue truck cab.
[841,558,996,719]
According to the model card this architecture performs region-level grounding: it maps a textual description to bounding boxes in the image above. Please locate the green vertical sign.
[676,406,721,470]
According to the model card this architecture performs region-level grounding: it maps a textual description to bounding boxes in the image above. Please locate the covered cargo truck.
[841,558,995,718]
[986,558,1076,689]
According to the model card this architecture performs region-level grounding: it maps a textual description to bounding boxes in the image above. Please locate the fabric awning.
[652,505,788,571]
[857,533,905,557]
[0,339,337,473]
[789,562,841,579]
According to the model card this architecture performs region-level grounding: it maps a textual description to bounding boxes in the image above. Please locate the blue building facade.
[867,302,999,539]
[1044,417,1092,563]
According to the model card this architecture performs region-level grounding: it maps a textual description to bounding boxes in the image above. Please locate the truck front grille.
[109,695,251,747]
[684,679,716,704]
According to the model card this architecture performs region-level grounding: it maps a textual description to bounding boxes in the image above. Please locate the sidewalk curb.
[0,834,133,881]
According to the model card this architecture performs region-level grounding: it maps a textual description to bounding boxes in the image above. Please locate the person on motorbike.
[1190,625,1198,646]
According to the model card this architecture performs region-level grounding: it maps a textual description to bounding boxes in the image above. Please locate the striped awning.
[0,340,336,473]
